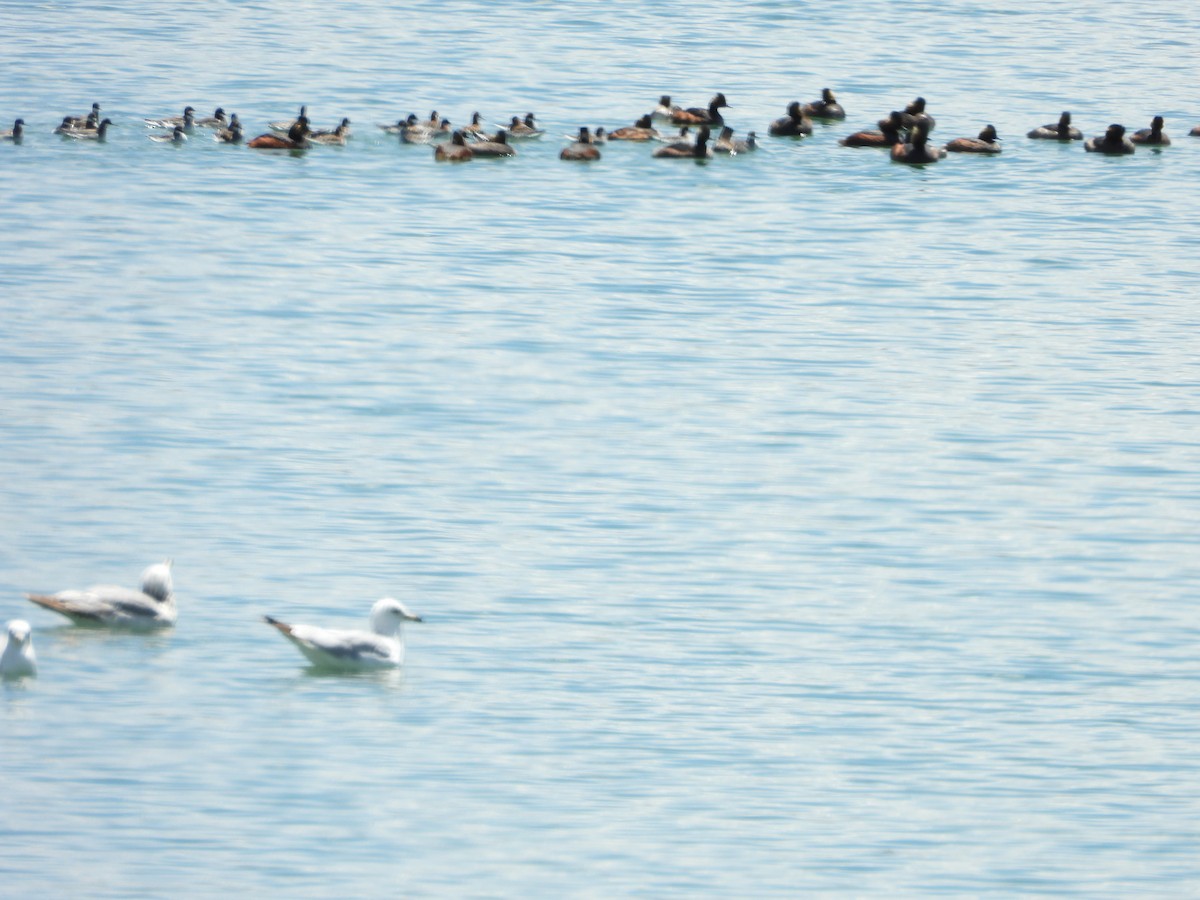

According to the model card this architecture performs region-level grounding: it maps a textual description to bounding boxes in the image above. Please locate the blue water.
[2,0,1199,895]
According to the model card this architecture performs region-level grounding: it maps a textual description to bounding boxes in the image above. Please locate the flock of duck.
[1,561,423,678]
[0,89,1190,163]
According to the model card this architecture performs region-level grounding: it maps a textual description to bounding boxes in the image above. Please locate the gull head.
[7,619,32,645]
[369,597,423,635]
[141,560,174,602]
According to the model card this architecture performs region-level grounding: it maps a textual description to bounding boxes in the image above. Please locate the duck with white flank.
[0,118,23,143]
[653,124,712,159]
[713,126,756,154]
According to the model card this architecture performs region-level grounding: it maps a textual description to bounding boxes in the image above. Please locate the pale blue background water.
[2,1,1199,896]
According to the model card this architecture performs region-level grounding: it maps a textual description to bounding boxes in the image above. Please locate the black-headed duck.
[462,111,488,137]
[145,106,196,131]
[505,114,544,138]
[248,118,310,149]
[1130,116,1169,146]
[768,101,813,137]
[560,126,602,161]
[608,114,660,141]
[671,93,728,126]
[467,129,516,157]
[945,124,1001,154]
[215,117,243,144]
[901,97,935,131]
[310,118,352,145]
[1084,124,1135,155]
[63,103,101,129]
[803,88,846,121]
[148,125,187,144]
[890,122,945,164]
[713,126,756,154]
[0,118,23,143]
[63,118,114,142]
[839,111,906,147]
[434,130,473,162]
[653,124,712,158]
[268,106,308,133]
[652,95,676,120]
[1028,111,1082,140]
[195,108,228,129]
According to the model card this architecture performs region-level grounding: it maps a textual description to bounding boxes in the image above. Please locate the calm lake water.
[2,0,1199,896]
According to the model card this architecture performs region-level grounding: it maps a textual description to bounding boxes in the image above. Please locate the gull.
[26,561,176,629]
[264,597,422,670]
[1,620,37,679]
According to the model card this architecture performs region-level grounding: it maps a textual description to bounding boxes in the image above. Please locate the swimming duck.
[713,126,756,154]
[149,125,188,144]
[768,101,813,137]
[0,118,23,143]
[467,129,516,157]
[671,93,728,126]
[652,95,677,120]
[653,124,712,158]
[268,105,308,133]
[803,88,846,121]
[310,117,352,145]
[560,126,602,161]
[461,111,488,136]
[63,118,114,141]
[505,114,544,138]
[215,117,243,143]
[900,97,936,131]
[1130,115,1169,146]
[379,115,415,134]
[1084,123,1135,155]
[944,124,1001,153]
[890,121,945,164]
[248,118,310,149]
[434,130,474,162]
[145,106,195,131]
[1190,123,1200,136]
[839,111,906,147]
[608,114,660,141]
[63,103,102,129]
[656,125,693,144]
[390,114,432,142]
[1027,111,1082,140]
[195,107,228,128]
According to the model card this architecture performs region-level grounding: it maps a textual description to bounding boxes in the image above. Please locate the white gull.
[26,561,177,629]
[1,619,37,678]
[264,597,422,670]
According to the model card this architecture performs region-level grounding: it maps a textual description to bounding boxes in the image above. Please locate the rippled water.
[2,0,1199,896]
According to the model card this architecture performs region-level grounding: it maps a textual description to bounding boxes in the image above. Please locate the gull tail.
[26,593,102,622]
